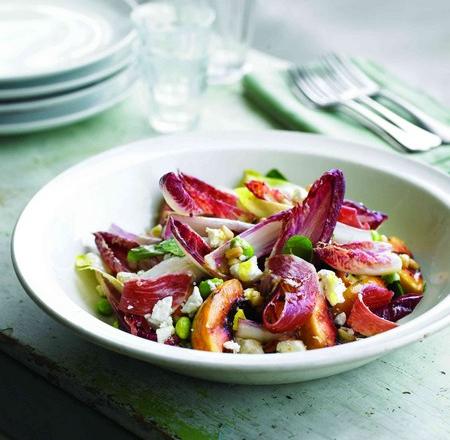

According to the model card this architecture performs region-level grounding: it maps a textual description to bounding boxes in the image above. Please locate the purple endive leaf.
[236,319,291,343]
[160,171,253,221]
[272,169,345,254]
[332,221,374,244]
[262,254,319,333]
[109,223,161,245]
[169,217,220,277]
[315,241,402,275]
[343,200,388,229]
[204,210,286,272]
[140,256,204,281]
[180,172,238,206]
[93,232,139,275]
[160,172,203,216]
[372,294,422,322]
[168,214,252,236]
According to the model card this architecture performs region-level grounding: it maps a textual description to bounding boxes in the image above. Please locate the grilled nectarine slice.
[332,276,385,317]
[191,279,243,352]
[389,236,413,256]
[300,293,336,349]
[399,269,424,294]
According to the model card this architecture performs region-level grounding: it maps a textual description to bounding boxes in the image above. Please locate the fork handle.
[377,89,450,143]
[357,95,442,148]
[341,100,441,152]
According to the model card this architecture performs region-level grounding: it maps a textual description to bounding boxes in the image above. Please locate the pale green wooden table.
[0,51,449,439]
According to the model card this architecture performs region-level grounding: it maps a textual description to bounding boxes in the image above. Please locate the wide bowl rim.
[11,131,450,373]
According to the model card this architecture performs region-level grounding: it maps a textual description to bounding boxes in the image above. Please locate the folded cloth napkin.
[243,58,450,174]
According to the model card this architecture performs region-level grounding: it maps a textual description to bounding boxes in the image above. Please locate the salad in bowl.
[76,168,424,354]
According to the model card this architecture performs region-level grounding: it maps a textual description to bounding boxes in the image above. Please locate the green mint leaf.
[266,169,287,181]
[127,238,184,262]
[282,235,313,261]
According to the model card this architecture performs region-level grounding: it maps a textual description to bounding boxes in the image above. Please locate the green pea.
[198,278,223,298]
[96,298,113,316]
[230,237,254,258]
[175,317,191,340]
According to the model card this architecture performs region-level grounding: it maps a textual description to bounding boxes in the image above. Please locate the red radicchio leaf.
[262,254,319,333]
[360,284,394,309]
[272,169,345,254]
[245,180,287,203]
[342,200,388,229]
[338,205,369,230]
[169,217,219,276]
[204,210,286,272]
[119,273,192,315]
[160,171,253,221]
[180,172,238,206]
[347,285,398,336]
[315,241,402,275]
[372,294,422,322]
[109,223,140,241]
[94,232,139,276]
[122,314,180,345]
[97,279,158,341]
[122,314,157,341]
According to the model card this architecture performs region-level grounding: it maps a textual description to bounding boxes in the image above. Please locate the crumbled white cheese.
[236,338,264,354]
[156,324,175,344]
[146,296,173,328]
[278,185,308,203]
[229,256,263,283]
[276,340,306,353]
[334,312,347,327]
[318,269,346,306]
[181,286,203,315]
[206,227,228,248]
[223,340,241,353]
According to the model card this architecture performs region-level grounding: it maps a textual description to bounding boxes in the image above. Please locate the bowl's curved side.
[11,131,450,384]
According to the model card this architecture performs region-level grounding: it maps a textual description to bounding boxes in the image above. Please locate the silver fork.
[290,60,442,152]
[327,54,450,143]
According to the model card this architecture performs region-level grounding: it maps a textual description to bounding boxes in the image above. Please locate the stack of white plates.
[0,0,138,135]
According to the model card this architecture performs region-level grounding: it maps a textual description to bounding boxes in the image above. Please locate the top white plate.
[0,0,135,82]
[11,132,450,384]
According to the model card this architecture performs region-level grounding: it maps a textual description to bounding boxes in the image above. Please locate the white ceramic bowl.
[12,132,450,384]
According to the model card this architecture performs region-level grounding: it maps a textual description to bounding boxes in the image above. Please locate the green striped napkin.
[243,59,450,174]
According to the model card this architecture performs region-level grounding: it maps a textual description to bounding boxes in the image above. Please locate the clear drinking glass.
[132,1,215,133]
[207,0,255,84]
